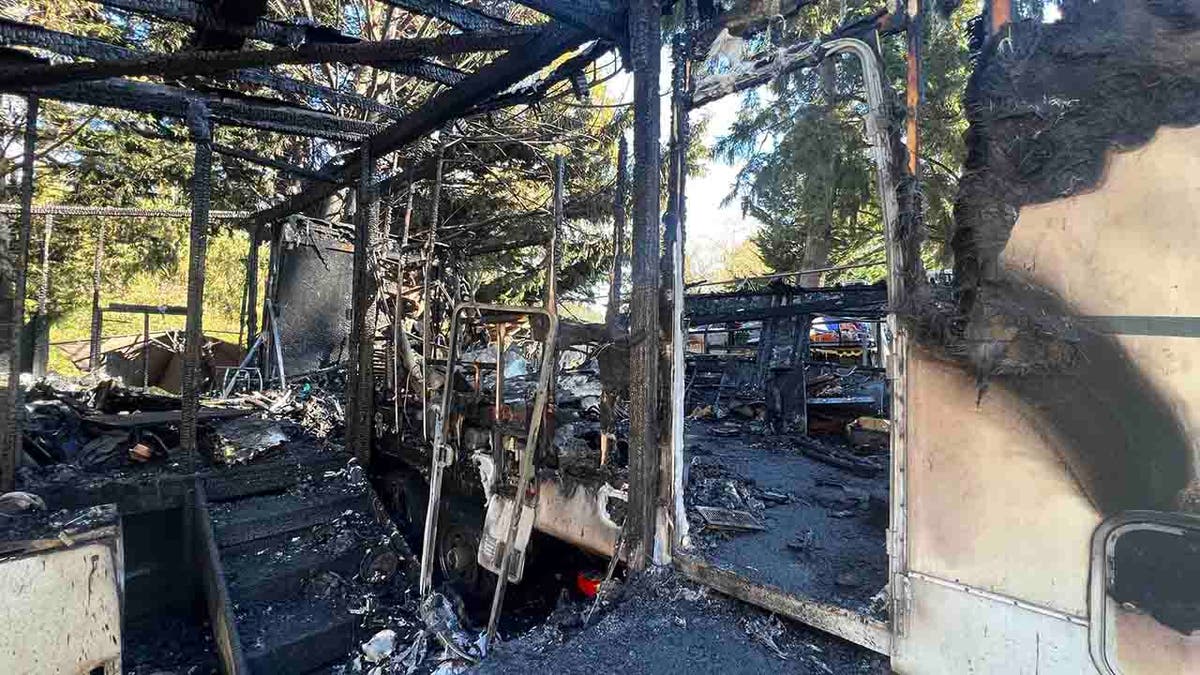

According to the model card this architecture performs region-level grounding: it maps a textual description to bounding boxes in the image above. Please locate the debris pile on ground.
[476,567,889,674]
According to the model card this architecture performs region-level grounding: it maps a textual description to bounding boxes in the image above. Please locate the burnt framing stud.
[0,95,37,492]
[180,102,212,464]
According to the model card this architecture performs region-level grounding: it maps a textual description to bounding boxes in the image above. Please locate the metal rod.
[142,312,150,388]
[422,128,448,441]
[180,103,212,462]
[32,213,52,376]
[266,298,286,388]
[245,228,259,350]
[1,94,36,491]
[0,203,247,218]
[88,220,104,371]
[394,182,414,440]
[492,322,506,489]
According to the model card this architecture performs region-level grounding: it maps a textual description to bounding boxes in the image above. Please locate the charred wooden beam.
[0,18,405,117]
[30,78,379,141]
[92,0,306,46]
[245,23,590,229]
[373,59,466,86]
[1,27,539,88]
[513,0,625,42]
[346,143,379,465]
[378,0,512,31]
[91,0,468,85]
[180,102,211,461]
[212,142,341,183]
[626,0,662,572]
[472,40,613,113]
[686,295,887,326]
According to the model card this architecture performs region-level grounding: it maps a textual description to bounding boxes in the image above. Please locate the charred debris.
[5,0,1200,674]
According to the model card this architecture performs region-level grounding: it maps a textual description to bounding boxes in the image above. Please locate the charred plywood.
[274,234,356,376]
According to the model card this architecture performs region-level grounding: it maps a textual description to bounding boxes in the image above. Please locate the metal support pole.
[347,142,379,466]
[492,322,506,487]
[626,0,663,571]
[142,312,150,388]
[180,102,212,461]
[245,227,259,350]
[394,182,414,440]
[1,95,36,491]
[32,214,53,376]
[422,128,448,440]
[261,226,281,379]
[88,220,105,372]
[539,154,564,462]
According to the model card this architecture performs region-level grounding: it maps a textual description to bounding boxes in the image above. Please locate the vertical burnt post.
[347,142,379,467]
[988,0,1012,36]
[244,225,259,351]
[180,102,212,461]
[32,214,53,376]
[906,0,923,178]
[1,95,37,491]
[600,135,629,464]
[663,19,694,555]
[627,0,663,571]
[88,220,105,372]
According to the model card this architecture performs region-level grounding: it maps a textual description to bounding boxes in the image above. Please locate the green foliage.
[4,0,629,372]
[710,3,980,282]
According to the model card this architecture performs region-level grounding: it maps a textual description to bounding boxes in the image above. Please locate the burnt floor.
[475,567,888,675]
[683,421,889,617]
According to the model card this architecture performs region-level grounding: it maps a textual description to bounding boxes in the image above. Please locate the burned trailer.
[667,0,1200,672]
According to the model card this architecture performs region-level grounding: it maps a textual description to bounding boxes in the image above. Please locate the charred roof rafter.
[246,22,592,229]
[35,77,379,141]
[0,18,409,119]
[0,27,541,88]
[513,0,626,43]
[376,0,513,31]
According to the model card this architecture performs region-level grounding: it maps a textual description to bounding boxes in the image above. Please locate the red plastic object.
[576,570,602,598]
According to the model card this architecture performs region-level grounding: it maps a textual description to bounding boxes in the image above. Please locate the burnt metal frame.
[670,33,906,658]
[412,302,559,622]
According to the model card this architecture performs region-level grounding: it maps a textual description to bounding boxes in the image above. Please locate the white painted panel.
[893,575,1095,675]
[0,543,122,674]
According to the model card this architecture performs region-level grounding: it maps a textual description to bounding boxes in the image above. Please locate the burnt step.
[210,482,372,549]
[223,510,391,603]
[238,596,361,675]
